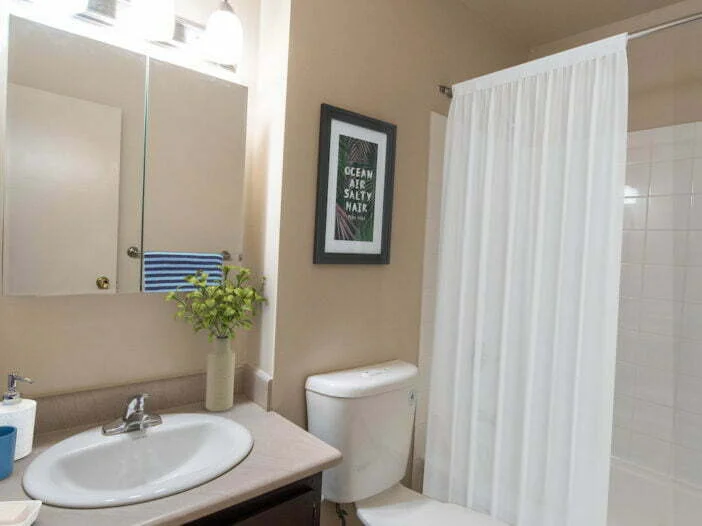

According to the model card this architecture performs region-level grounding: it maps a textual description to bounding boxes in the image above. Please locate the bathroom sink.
[22,413,253,508]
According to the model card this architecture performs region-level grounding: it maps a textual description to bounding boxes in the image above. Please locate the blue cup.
[0,426,17,480]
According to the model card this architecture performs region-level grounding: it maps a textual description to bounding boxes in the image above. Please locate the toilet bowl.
[305,361,508,526]
[356,484,509,526]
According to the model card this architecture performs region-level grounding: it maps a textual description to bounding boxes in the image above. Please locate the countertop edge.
[150,411,342,525]
[161,452,341,525]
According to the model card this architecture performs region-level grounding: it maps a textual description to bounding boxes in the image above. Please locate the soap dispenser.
[0,373,36,460]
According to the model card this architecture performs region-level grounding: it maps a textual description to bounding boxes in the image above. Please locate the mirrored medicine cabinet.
[1,14,248,296]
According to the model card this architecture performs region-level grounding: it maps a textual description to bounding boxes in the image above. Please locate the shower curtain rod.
[628,11,702,40]
[438,11,702,99]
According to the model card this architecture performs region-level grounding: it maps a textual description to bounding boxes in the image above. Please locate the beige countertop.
[0,396,342,525]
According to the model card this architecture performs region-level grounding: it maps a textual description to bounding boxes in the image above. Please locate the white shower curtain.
[424,35,628,526]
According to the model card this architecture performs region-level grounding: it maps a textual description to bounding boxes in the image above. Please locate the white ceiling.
[458,0,686,46]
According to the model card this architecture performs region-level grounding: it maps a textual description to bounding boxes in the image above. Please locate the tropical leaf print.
[347,139,375,164]
[335,204,357,240]
[334,134,378,242]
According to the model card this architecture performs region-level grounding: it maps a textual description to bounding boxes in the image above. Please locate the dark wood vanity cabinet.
[186,473,322,526]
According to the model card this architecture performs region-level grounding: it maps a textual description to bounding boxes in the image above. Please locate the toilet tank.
[305,360,418,503]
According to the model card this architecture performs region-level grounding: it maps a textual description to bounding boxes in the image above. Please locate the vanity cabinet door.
[186,473,321,526]
[234,488,319,525]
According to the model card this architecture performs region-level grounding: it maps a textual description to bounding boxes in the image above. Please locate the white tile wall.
[616,122,702,489]
[638,299,683,337]
[631,399,674,441]
[674,446,702,487]
[622,231,645,263]
[619,297,641,331]
[650,160,693,196]
[630,432,672,474]
[608,457,702,526]
[627,162,651,196]
[647,195,690,230]
[639,333,676,372]
[642,265,685,301]
[621,264,643,297]
[676,484,702,526]
[624,197,648,230]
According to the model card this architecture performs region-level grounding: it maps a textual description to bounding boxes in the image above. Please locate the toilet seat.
[355,484,510,526]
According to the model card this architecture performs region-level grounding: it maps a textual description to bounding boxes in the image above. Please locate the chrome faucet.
[102,393,163,436]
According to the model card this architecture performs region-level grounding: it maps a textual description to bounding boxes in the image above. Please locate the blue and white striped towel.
[143,252,224,293]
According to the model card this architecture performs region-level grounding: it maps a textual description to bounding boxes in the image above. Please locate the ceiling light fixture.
[121,0,175,42]
[34,0,89,17]
[201,0,243,67]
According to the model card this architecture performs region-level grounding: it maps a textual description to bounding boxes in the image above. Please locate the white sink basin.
[23,413,253,508]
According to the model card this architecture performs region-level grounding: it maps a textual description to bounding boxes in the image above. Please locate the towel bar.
[127,246,240,262]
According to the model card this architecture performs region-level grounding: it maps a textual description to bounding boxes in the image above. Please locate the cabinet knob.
[96,276,111,290]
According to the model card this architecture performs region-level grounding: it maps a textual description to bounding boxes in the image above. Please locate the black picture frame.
[313,104,397,264]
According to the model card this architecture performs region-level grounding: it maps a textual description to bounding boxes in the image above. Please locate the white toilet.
[305,360,508,525]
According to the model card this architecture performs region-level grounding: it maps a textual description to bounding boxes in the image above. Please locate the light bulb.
[34,0,89,16]
[121,0,175,42]
[201,1,244,67]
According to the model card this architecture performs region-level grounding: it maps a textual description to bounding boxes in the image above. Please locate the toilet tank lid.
[305,360,418,399]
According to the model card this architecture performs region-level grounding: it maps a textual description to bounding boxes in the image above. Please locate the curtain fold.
[423,35,629,526]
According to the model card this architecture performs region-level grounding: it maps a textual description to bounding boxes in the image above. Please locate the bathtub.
[608,457,702,526]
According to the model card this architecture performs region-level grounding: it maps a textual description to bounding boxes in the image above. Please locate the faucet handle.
[124,393,150,418]
[3,373,33,404]
[8,373,33,386]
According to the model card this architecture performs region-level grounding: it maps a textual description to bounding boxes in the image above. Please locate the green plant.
[166,265,266,341]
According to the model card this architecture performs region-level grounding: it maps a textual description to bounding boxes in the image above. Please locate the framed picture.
[314,104,397,264]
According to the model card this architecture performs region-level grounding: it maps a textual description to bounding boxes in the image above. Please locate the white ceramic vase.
[205,337,235,411]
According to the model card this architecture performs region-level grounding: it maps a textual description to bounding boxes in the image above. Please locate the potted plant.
[166,266,265,411]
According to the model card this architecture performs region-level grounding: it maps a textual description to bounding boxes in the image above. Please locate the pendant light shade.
[122,0,176,42]
[201,0,244,67]
[34,0,89,16]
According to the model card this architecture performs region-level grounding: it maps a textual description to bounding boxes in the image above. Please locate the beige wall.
[270,0,526,427]
[0,294,211,396]
[530,0,702,131]
[626,16,702,131]
[629,81,702,132]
